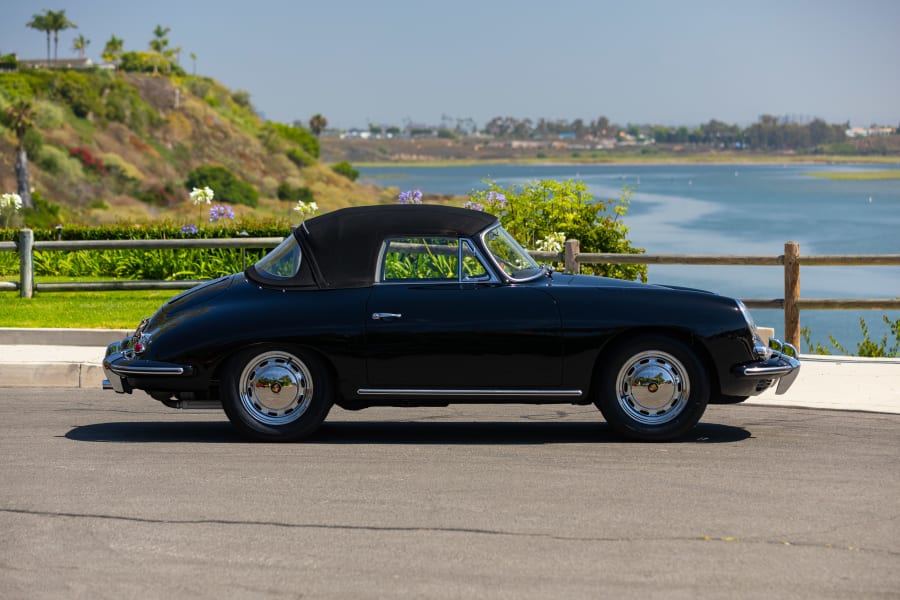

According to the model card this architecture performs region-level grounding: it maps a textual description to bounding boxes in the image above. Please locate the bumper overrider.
[102,337,193,394]
[732,338,801,396]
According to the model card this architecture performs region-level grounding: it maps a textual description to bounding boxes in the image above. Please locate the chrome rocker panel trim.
[358,388,583,397]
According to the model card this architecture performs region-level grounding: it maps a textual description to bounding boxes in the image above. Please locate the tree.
[149,25,171,74]
[309,113,327,137]
[72,34,90,59]
[190,52,197,75]
[26,12,52,63]
[2,100,36,209]
[46,10,77,60]
[102,35,124,68]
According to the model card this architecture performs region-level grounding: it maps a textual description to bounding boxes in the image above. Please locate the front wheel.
[595,335,709,441]
[221,346,332,442]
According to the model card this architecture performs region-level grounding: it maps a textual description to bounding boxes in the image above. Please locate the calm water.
[359,163,900,352]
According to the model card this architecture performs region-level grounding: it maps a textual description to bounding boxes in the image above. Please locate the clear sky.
[4,0,899,130]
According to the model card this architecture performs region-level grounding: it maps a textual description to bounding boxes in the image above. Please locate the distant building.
[846,126,895,138]
[17,57,97,69]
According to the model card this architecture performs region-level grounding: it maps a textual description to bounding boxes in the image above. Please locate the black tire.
[221,345,333,442]
[595,335,709,441]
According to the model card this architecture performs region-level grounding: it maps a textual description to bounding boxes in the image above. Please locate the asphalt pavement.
[1,327,898,414]
[1,389,898,599]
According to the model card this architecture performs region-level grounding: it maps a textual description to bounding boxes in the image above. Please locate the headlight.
[736,299,771,359]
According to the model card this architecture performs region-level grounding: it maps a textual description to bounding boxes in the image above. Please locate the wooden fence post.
[19,228,34,299]
[564,239,580,274]
[784,241,800,348]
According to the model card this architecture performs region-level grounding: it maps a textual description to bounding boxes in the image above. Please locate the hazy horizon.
[4,0,899,130]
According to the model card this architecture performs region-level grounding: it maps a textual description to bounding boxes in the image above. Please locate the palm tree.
[3,100,36,209]
[190,52,197,75]
[46,10,77,60]
[309,114,328,137]
[26,12,52,63]
[149,25,171,74]
[72,34,90,59]
[102,35,124,68]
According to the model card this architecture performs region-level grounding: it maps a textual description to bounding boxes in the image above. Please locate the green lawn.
[0,285,177,328]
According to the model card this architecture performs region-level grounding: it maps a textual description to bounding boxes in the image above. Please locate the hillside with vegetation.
[0,68,390,227]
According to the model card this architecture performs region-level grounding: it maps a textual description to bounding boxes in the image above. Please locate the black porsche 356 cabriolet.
[103,204,799,442]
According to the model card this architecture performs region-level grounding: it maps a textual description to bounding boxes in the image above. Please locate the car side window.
[382,237,460,281]
[461,240,490,281]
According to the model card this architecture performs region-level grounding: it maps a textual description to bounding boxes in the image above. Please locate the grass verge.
[0,285,176,328]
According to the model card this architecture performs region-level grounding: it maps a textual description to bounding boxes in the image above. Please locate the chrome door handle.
[372,312,402,320]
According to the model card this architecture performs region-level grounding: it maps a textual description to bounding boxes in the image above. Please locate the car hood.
[553,273,715,295]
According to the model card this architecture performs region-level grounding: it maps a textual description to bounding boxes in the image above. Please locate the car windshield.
[482,225,543,281]
[254,235,302,279]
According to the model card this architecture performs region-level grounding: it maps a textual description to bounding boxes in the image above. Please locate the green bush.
[119,51,185,75]
[0,219,291,280]
[803,316,900,358]
[265,122,320,158]
[331,161,359,181]
[48,71,102,118]
[185,165,259,208]
[286,148,315,168]
[276,182,314,202]
[467,180,647,281]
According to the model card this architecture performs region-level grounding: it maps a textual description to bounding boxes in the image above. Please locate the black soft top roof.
[299,204,499,289]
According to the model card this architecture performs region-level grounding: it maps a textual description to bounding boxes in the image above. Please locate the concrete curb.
[0,327,129,346]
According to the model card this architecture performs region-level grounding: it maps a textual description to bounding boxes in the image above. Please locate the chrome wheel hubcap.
[238,351,313,425]
[615,350,690,425]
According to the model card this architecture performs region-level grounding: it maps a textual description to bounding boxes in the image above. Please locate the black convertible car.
[104,204,799,442]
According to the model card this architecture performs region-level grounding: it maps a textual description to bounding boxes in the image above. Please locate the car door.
[364,236,562,390]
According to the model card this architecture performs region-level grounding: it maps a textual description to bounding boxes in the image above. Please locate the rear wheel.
[595,335,709,441]
[221,346,332,442]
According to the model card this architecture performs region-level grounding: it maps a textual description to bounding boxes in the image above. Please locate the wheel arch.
[588,326,721,401]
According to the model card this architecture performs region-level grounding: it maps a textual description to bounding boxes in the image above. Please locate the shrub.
[286,148,315,168]
[69,147,108,175]
[119,51,185,75]
[331,161,359,181]
[185,165,258,208]
[276,182,314,202]
[467,180,647,281]
[48,71,101,118]
[101,153,144,182]
[136,182,178,206]
[0,219,292,280]
[265,122,320,158]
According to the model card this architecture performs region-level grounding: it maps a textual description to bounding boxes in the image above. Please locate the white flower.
[294,200,319,218]
[1,193,23,211]
[536,232,566,253]
[189,186,215,205]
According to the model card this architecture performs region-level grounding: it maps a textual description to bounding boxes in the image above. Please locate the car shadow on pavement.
[65,420,751,444]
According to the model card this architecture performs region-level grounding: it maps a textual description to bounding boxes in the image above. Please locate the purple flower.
[464,201,484,211]
[180,224,198,235]
[209,204,235,222]
[486,191,507,207]
[397,189,423,204]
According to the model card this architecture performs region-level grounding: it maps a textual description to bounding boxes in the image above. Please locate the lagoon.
[359,163,900,352]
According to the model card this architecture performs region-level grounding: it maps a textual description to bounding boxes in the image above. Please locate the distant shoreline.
[351,155,900,169]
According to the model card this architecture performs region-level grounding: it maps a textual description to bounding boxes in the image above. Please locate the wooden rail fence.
[2,230,899,348]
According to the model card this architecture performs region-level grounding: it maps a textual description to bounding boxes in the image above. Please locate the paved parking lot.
[2,389,898,599]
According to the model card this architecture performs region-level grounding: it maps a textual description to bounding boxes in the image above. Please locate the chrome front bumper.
[733,339,801,395]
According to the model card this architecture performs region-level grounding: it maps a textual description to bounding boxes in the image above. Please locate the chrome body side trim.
[111,365,186,376]
[357,388,583,397]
